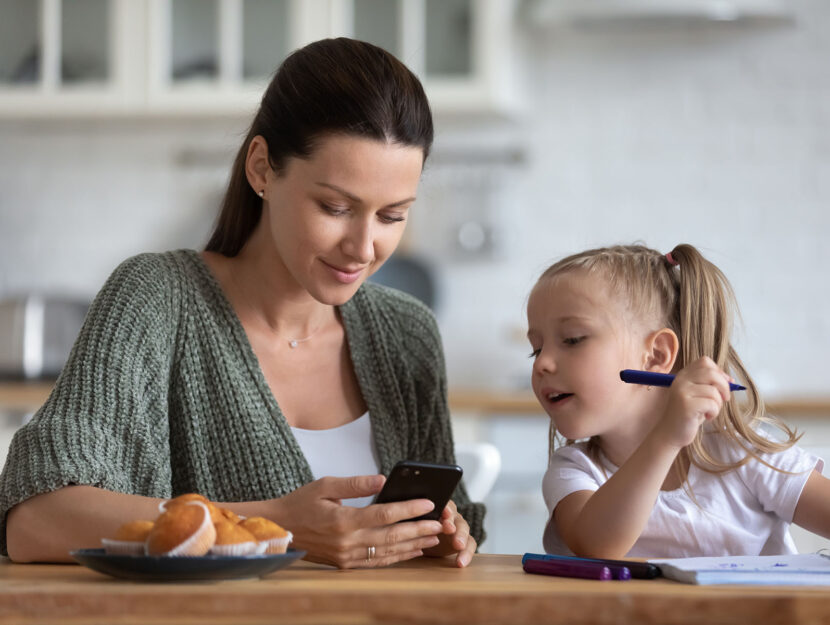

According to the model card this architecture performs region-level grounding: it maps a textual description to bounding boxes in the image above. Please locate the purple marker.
[523,557,612,581]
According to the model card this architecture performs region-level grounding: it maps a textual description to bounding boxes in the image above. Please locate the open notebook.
[649,553,830,585]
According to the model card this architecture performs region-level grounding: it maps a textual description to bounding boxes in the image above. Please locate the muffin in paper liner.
[146,501,216,556]
[101,538,145,556]
[102,520,155,555]
[240,517,293,555]
[209,520,258,556]
[254,531,293,555]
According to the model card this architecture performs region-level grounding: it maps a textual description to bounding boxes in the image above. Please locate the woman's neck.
[208,231,337,342]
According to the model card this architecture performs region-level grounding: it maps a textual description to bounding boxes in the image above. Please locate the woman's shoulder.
[109,249,200,284]
[89,249,209,327]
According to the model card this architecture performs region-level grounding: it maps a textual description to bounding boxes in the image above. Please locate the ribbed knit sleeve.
[0,254,177,555]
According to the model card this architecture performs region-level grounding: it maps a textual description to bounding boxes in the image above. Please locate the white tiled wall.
[2,0,830,553]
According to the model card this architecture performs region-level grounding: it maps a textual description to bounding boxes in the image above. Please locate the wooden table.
[2,554,830,625]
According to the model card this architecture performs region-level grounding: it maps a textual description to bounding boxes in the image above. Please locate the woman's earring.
[257,190,264,198]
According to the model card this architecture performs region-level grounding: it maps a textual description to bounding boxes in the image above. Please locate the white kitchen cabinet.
[335,0,520,115]
[0,0,146,115]
[0,0,519,117]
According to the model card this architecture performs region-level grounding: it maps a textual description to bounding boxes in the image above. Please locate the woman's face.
[260,135,424,306]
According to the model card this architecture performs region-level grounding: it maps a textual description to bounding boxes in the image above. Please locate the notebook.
[649,553,830,585]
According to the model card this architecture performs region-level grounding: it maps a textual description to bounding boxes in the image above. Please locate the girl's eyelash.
[528,348,541,359]
[564,336,586,345]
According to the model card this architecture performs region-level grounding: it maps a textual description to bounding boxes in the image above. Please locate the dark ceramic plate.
[70,548,306,581]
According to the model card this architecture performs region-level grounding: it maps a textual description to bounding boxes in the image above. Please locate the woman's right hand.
[272,475,443,569]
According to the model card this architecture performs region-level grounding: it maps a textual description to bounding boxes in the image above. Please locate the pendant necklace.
[288,331,316,349]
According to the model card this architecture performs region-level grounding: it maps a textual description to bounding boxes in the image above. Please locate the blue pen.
[620,369,746,392]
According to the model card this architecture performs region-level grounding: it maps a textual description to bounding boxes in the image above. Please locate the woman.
[0,38,483,568]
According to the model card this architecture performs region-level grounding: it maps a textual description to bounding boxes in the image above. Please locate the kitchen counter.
[1,381,829,419]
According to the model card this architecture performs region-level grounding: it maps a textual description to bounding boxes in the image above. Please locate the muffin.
[209,520,258,556]
[146,501,217,556]
[101,520,155,555]
[217,506,243,524]
[160,493,224,524]
[239,517,293,554]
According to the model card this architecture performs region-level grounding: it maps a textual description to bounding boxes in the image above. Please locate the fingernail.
[429,536,440,547]
[419,499,435,513]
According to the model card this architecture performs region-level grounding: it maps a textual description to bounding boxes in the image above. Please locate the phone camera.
[401,468,410,477]
[414,470,421,476]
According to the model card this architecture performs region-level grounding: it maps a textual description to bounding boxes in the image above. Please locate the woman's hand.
[421,500,477,567]
[655,356,733,449]
[272,474,444,569]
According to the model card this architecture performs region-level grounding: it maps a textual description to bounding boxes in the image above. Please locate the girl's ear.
[644,328,679,374]
[245,135,271,194]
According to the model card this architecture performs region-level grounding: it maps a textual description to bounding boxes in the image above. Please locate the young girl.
[527,243,830,559]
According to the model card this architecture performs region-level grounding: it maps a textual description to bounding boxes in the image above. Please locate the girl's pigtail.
[667,244,798,471]
[667,244,733,372]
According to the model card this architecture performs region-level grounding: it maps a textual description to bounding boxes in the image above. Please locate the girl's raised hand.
[656,356,733,449]
[421,499,477,567]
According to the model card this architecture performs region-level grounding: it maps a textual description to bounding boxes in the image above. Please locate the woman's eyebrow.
[315,182,416,208]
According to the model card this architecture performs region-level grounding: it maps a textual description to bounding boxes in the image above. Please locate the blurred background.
[0,0,829,555]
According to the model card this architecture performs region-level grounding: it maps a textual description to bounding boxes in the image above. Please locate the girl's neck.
[597,393,669,468]
[594,392,689,491]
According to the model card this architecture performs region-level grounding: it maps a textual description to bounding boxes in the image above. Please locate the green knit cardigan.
[0,250,485,555]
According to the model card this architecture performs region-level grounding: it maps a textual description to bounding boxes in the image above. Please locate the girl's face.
[260,135,423,306]
[526,271,651,441]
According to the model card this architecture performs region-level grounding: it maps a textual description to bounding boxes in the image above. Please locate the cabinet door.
[339,0,518,116]
[148,0,310,112]
[0,0,132,115]
[0,0,41,86]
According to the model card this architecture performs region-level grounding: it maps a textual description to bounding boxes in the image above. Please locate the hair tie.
[665,252,679,266]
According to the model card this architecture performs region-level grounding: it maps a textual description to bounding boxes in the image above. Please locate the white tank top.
[290,412,380,508]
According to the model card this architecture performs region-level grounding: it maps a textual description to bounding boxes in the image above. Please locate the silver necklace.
[287,331,316,349]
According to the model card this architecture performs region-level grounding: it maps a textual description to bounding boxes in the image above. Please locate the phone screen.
[373,461,463,522]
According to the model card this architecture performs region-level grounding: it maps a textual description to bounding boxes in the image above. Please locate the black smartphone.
[373,460,463,522]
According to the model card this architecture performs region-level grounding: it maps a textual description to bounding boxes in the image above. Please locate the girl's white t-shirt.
[542,431,822,558]
[291,412,380,508]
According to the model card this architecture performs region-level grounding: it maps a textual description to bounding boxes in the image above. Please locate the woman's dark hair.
[205,37,434,256]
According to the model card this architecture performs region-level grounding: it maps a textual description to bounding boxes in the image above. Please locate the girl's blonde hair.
[538,243,798,477]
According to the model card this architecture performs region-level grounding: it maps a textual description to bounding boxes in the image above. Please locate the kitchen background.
[0,0,829,555]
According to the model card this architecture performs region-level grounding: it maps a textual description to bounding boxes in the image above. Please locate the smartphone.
[373,460,463,522]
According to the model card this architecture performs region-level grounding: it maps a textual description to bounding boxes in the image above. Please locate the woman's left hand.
[421,500,476,567]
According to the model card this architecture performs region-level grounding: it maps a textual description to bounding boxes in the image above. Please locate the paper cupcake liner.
[101,538,145,556]
[209,541,259,556]
[255,531,293,555]
[149,501,217,557]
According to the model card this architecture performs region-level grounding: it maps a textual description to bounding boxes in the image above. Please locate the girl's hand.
[655,356,733,449]
[275,475,444,569]
[421,500,477,567]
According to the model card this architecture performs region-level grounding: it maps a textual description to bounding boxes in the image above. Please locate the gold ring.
[367,545,376,560]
